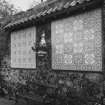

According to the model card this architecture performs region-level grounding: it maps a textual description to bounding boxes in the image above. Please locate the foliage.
[0,0,17,18]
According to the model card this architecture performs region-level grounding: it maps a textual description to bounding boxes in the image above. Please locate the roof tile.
[36,12,42,17]
[41,10,48,16]
[47,8,53,14]
[64,2,71,8]
[53,6,58,12]
[70,0,77,6]
[77,0,85,4]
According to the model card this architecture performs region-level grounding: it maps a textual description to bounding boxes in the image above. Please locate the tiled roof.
[4,0,101,30]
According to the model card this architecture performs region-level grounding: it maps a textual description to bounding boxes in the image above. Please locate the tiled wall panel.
[51,8,102,71]
[11,27,36,68]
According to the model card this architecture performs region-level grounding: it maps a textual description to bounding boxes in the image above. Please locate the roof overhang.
[4,0,102,32]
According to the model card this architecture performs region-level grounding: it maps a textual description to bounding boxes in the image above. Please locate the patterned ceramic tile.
[64,54,72,64]
[64,32,73,43]
[84,29,95,40]
[74,54,83,65]
[85,54,95,65]
[11,27,36,68]
[73,43,83,53]
[73,20,83,31]
[52,8,102,71]
[55,45,64,54]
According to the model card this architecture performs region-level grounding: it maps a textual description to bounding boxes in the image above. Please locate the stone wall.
[0,32,103,104]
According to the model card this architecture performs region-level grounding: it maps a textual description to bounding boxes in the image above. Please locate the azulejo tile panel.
[11,27,36,68]
[51,8,102,71]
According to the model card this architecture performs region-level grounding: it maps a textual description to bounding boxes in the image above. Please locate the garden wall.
[0,29,103,104]
[0,0,104,104]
